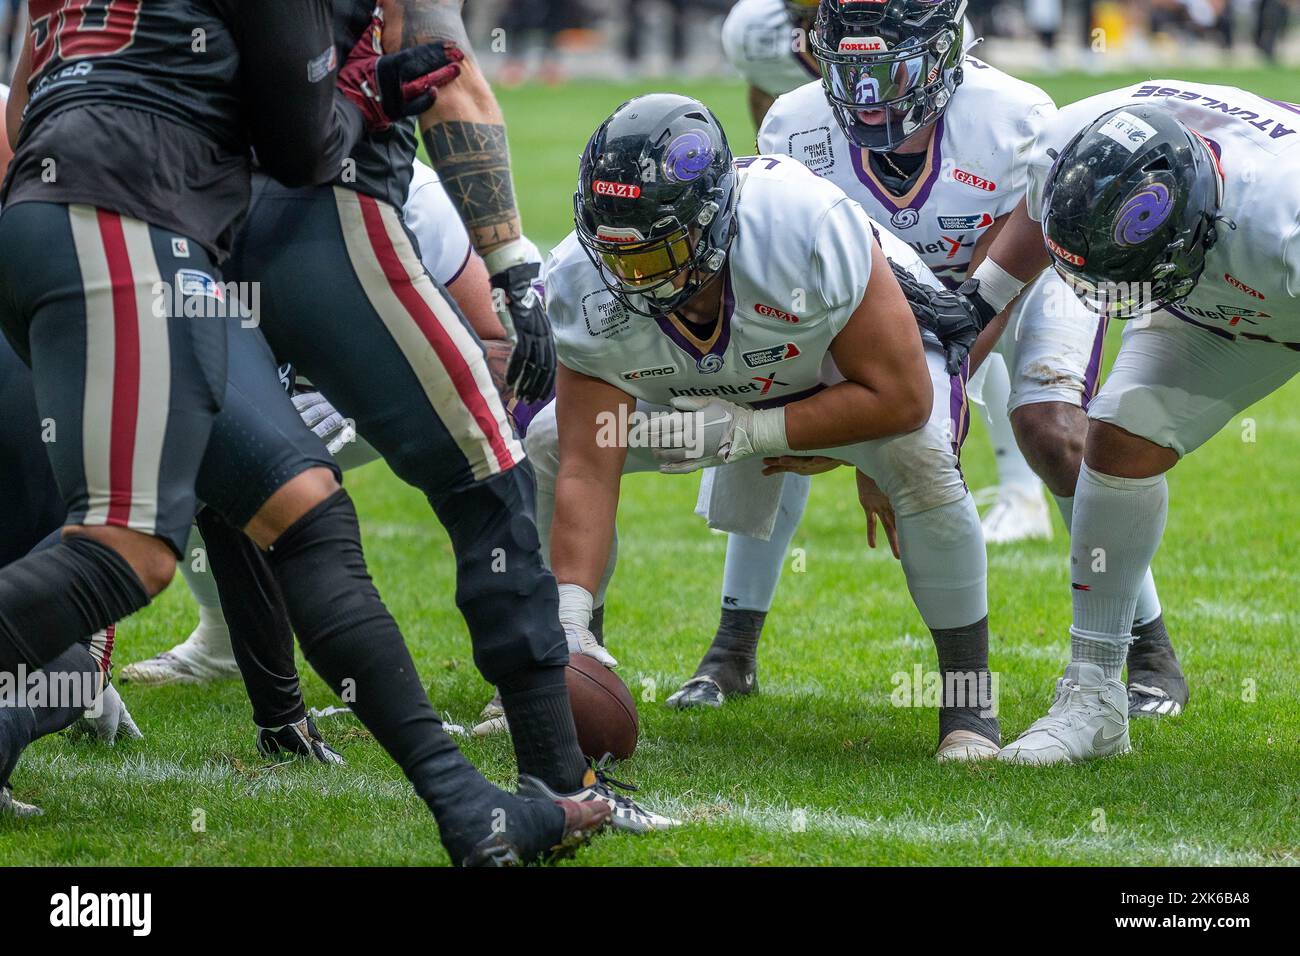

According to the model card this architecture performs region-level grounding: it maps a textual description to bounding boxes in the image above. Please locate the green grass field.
[3,68,1300,867]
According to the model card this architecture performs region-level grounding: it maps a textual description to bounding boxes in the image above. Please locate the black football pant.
[225,176,570,685]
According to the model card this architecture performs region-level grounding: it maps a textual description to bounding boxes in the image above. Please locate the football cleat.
[0,786,42,818]
[256,717,345,765]
[517,759,682,835]
[979,484,1053,544]
[471,691,508,737]
[998,663,1130,766]
[1127,615,1188,719]
[119,632,240,686]
[665,647,758,710]
[936,729,1000,763]
[74,684,143,744]
[461,798,611,867]
[1128,683,1183,718]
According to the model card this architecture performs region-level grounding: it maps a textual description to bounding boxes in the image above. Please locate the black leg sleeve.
[432,466,586,793]
[0,535,148,673]
[195,508,305,729]
[263,488,560,861]
[0,643,102,789]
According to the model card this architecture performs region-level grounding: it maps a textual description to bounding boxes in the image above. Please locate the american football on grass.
[565,653,638,761]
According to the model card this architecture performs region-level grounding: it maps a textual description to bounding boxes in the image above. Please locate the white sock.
[1068,464,1168,669]
[720,473,811,612]
[1055,492,1163,629]
[981,359,1040,492]
[176,526,234,664]
[897,493,988,630]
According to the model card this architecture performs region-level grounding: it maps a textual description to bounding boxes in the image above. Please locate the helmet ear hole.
[1143,156,1172,173]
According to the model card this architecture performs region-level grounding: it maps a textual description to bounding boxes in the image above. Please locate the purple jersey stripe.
[1079,315,1110,412]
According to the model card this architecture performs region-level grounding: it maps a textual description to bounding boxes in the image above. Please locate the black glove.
[337,18,464,133]
[889,258,996,375]
[491,261,556,404]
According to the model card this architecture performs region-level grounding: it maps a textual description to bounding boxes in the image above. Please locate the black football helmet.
[574,93,738,318]
[1041,104,1225,318]
[811,0,966,152]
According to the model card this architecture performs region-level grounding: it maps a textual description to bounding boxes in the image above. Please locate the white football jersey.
[759,57,1055,287]
[1026,81,1300,342]
[721,0,821,99]
[545,155,932,409]
[403,160,473,287]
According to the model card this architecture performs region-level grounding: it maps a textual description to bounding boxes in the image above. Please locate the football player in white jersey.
[672,0,1186,720]
[722,0,823,128]
[120,160,531,688]
[527,93,1001,761]
[938,83,1300,763]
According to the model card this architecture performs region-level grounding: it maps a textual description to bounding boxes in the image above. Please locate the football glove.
[490,260,556,404]
[565,622,618,669]
[293,390,356,456]
[888,258,994,376]
[645,396,788,474]
[337,16,464,133]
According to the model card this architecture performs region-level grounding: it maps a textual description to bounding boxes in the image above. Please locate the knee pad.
[432,467,567,683]
[874,429,968,518]
[897,496,988,630]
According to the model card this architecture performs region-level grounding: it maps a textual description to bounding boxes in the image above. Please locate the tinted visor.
[820,44,931,112]
[592,228,693,289]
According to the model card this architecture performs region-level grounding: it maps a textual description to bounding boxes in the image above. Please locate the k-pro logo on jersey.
[621,365,677,381]
[743,342,801,369]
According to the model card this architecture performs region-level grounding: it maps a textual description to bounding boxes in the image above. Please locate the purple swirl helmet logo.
[663,130,714,184]
[1113,182,1173,247]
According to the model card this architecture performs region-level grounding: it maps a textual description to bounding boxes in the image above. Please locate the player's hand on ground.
[761,455,843,477]
[337,16,464,133]
[857,471,900,560]
[76,683,143,744]
[491,261,556,403]
[888,257,986,375]
[293,390,356,456]
[565,622,618,669]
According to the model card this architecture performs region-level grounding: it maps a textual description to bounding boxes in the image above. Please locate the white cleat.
[936,729,1001,763]
[0,786,42,818]
[979,484,1053,544]
[119,631,240,686]
[999,663,1131,766]
[471,692,509,737]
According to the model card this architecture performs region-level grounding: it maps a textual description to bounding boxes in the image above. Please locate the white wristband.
[750,407,789,456]
[482,239,532,277]
[557,583,594,630]
[971,258,1028,316]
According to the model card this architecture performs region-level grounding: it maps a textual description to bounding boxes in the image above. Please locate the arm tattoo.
[395,0,471,53]
[423,120,522,255]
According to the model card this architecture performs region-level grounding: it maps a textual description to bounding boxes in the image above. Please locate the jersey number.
[29,0,144,76]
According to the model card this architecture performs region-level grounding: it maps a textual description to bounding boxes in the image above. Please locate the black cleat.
[517,759,681,835]
[460,797,611,867]
[256,716,346,765]
[1127,615,1188,718]
[666,608,763,709]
